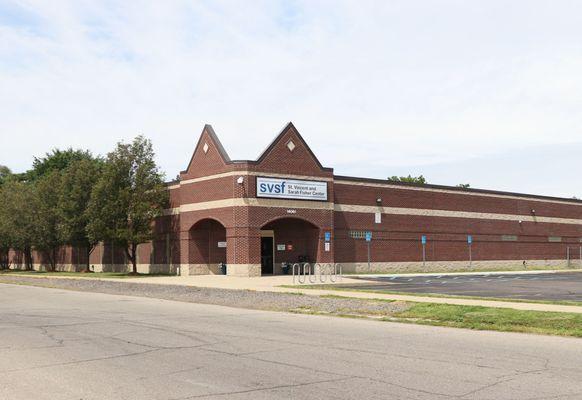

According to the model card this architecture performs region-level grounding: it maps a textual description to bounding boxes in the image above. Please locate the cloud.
[1,0,581,197]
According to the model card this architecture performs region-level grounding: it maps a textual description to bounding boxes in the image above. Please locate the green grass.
[392,303,582,337]
[0,270,176,279]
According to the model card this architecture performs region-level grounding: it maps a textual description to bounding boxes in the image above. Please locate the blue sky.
[1,1,582,198]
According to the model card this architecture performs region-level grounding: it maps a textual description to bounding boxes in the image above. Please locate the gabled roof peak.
[182,122,331,173]
[254,121,328,170]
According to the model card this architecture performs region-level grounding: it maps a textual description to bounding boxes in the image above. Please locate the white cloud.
[1,0,581,197]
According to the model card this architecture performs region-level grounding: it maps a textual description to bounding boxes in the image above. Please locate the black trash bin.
[281,262,291,275]
[218,262,227,275]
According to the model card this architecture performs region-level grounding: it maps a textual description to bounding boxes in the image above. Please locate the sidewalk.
[109,273,582,314]
[4,272,582,314]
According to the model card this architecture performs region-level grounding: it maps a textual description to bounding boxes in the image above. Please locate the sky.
[1,0,582,198]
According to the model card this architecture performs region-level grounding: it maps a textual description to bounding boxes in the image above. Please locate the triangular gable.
[255,122,332,176]
[181,125,231,179]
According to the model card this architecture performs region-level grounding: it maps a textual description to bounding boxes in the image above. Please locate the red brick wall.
[334,181,582,219]
[334,211,582,263]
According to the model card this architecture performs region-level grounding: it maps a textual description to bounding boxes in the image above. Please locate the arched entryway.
[260,218,320,275]
[188,218,227,274]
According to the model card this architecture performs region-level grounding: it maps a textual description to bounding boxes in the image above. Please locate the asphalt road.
[346,272,582,301]
[1,284,582,400]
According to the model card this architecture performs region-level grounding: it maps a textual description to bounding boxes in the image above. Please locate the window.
[548,236,562,243]
[501,235,518,242]
[349,231,366,239]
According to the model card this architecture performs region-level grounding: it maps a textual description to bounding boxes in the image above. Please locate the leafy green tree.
[388,175,427,184]
[19,148,93,182]
[58,158,104,271]
[0,165,11,186]
[0,181,36,269]
[32,172,63,271]
[87,136,168,274]
[457,183,471,189]
[0,185,12,269]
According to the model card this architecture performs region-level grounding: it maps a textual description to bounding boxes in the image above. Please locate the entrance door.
[261,236,274,274]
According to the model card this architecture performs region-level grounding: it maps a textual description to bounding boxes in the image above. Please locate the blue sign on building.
[325,231,331,242]
[421,235,427,245]
[468,235,473,244]
[365,231,372,242]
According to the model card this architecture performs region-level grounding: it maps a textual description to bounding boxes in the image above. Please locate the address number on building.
[257,177,328,201]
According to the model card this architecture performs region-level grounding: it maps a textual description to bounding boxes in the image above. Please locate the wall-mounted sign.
[375,212,382,224]
[324,242,331,252]
[276,244,286,251]
[421,235,427,245]
[256,177,328,201]
[365,232,372,242]
[324,231,331,242]
[467,235,473,244]
[286,243,294,251]
[217,241,227,248]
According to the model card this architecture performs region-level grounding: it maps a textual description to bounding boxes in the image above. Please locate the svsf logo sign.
[256,177,328,201]
[258,181,286,194]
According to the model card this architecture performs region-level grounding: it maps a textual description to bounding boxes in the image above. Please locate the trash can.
[281,262,291,275]
[218,262,227,275]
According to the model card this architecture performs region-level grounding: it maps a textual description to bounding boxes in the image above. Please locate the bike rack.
[292,262,342,285]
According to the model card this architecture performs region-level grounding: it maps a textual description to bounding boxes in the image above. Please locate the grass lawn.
[391,302,582,337]
[0,270,176,279]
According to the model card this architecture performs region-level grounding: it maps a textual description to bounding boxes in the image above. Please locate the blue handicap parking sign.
[325,231,331,242]
[421,235,426,245]
[468,235,473,244]
[365,231,372,242]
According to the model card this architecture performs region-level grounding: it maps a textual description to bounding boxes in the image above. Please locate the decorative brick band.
[334,204,582,225]
[165,199,582,225]
[342,259,574,274]
[178,171,334,187]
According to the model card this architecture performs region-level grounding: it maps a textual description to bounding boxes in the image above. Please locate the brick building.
[9,123,582,275]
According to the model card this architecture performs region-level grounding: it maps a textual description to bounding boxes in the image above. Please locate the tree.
[0,165,11,186]
[19,148,93,182]
[0,185,12,269]
[388,175,427,184]
[32,171,63,271]
[457,183,471,189]
[87,136,168,274]
[0,181,36,269]
[58,158,104,271]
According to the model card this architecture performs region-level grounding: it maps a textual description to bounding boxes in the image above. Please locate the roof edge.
[334,174,582,205]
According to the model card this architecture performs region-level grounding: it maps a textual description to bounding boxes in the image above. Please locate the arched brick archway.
[188,218,227,275]
[260,217,320,275]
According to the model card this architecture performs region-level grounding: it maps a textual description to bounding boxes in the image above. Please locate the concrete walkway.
[124,274,582,314]
[4,271,582,314]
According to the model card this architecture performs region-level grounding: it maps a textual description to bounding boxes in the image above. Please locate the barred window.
[501,235,518,242]
[348,231,366,239]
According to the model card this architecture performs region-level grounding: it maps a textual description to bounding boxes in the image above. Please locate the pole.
[422,243,426,269]
[367,241,371,271]
[469,243,472,268]
[580,246,582,269]
[567,246,570,268]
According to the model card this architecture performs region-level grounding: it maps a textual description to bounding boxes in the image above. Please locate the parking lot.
[343,272,582,302]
